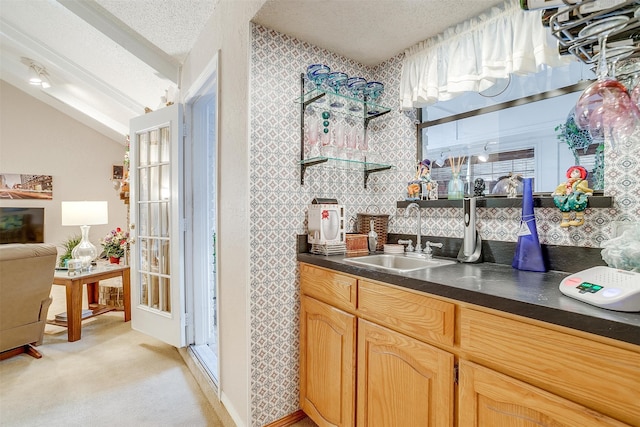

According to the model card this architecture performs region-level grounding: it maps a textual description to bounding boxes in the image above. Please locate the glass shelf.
[300,156,393,189]
[396,195,613,209]
[296,89,392,120]
[301,156,392,170]
[298,73,394,188]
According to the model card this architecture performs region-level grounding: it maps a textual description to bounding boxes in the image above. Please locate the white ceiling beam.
[1,18,144,114]
[57,0,180,84]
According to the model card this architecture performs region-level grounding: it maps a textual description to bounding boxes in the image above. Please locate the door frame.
[183,51,221,385]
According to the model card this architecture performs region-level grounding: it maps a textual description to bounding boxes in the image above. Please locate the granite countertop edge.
[297,253,640,346]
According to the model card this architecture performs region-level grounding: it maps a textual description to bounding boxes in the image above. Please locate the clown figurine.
[552,166,593,227]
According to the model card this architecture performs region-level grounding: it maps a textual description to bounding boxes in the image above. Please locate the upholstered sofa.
[0,243,57,360]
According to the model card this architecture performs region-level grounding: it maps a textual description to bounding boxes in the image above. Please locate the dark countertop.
[297,253,640,346]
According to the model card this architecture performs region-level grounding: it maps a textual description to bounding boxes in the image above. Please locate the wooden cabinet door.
[357,319,454,427]
[300,295,356,427]
[458,360,628,427]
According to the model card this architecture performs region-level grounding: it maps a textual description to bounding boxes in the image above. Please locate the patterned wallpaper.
[248,23,639,425]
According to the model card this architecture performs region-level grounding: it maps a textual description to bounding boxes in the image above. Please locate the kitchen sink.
[344,254,456,273]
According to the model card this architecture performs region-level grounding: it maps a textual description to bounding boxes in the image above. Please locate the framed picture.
[0,173,53,200]
[112,165,124,180]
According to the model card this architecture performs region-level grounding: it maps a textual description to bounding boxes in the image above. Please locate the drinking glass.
[345,127,359,169]
[325,72,348,108]
[346,77,366,112]
[334,123,346,159]
[321,130,334,158]
[306,116,320,158]
[574,16,638,149]
[364,81,384,115]
[306,64,330,104]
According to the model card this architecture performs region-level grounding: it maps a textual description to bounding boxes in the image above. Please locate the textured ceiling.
[252,0,505,66]
[1,0,504,141]
[96,0,218,62]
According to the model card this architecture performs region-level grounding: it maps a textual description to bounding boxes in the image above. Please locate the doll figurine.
[419,159,438,200]
[552,165,593,227]
[407,159,436,200]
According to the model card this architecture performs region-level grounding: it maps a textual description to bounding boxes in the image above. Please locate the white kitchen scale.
[559,266,640,312]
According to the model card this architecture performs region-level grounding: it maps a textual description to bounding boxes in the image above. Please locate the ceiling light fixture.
[435,149,451,167]
[477,141,498,162]
[26,61,51,89]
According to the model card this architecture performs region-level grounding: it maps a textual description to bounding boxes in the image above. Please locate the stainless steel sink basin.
[344,254,456,273]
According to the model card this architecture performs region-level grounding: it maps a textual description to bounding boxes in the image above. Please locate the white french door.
[129,103,186,347]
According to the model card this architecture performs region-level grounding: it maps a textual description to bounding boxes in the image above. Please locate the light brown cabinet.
[458,360,627,426]
[300,295,356,427]
[299,262,640,427]
[459,308,640,425]
[357,319,453,427]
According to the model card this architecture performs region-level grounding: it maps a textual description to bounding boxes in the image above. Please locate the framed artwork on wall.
[0,173,53,200]
[112,165,124,180]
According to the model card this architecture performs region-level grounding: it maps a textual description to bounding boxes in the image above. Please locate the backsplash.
[249,22,639,426]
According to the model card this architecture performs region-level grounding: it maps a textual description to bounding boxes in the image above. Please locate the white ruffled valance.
[399,0,570,109]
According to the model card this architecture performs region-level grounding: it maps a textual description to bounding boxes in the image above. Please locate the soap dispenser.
[368,219,378,253]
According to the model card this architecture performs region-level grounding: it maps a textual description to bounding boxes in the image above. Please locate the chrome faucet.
[422,241,443,260]
[404,203,422,253]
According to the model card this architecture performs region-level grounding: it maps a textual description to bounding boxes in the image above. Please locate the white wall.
[0,80,128,259]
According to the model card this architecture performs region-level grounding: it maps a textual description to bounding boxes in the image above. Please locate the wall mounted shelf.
[397,195,613,209]
[298,73,393,188]
[300,157,392,189]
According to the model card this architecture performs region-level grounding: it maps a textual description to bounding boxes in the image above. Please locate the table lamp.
[61,201,108,270]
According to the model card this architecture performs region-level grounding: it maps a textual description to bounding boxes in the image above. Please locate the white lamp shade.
[61,201,109,226]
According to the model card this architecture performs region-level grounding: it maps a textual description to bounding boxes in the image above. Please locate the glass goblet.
[334,123,346,159]
[364,81,384,115]
[574,16,630,136]
[307,117,320,158]
[306,64,330,104]
[346,77,366,112]
[325,72,348,109]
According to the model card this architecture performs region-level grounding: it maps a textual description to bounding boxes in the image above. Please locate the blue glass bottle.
[512,178,546,272]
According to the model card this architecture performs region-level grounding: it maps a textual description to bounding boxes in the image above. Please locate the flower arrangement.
[101,227,130,258]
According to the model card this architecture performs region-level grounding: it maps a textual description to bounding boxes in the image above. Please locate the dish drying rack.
[548,0,639,68]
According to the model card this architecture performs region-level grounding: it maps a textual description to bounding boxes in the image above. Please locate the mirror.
[419,61,603,195]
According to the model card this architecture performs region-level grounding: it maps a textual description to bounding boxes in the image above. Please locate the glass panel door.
[129,104,185,347]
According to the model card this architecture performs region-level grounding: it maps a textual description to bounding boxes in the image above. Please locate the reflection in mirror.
[419,61,603,194]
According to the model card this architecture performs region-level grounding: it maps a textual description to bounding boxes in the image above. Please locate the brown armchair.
[0,243,57,360]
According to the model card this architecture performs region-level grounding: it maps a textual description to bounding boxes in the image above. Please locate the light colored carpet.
[0,287,224,427]
[1,286,319,427]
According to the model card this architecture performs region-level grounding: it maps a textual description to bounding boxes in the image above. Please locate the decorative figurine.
[473,178,485,197]
[506,173,521,198]
[419,159,438,200]
[407,159,437,200]
[407,181,421,200]
[552,165,593,227]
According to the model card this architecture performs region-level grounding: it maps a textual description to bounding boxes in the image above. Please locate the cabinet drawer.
[460,308,640,425]
[357,280,455,347]
[300,263,357,311]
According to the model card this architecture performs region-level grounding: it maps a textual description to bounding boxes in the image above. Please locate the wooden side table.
[50,265,131,342]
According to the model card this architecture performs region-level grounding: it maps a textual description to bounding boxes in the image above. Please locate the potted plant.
[100,227,130,264]
[59,234,81,267]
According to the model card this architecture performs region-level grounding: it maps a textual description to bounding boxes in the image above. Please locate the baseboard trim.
[264,410,307,427]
